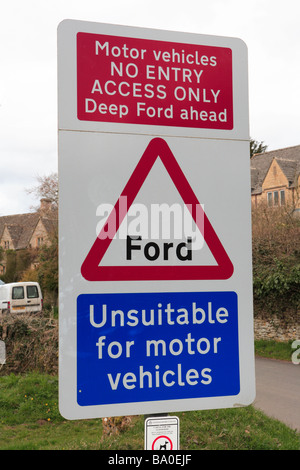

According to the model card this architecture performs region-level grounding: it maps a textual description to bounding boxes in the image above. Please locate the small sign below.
[145,416,179,450]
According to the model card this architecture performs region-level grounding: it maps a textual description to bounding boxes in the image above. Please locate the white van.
[0,282,43,314]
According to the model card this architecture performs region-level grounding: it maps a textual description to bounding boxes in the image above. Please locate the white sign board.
[58,20,255,420]
[145,416,179,450]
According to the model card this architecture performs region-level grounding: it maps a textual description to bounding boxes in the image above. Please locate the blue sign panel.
[77,291,239,407]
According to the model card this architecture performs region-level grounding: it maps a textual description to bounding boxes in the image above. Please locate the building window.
[267,192,272,207]
[4,241,9,249]
[37,237,44,246]
[267,190,286,207]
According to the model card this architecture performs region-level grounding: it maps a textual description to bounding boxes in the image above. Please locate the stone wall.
[254,308,300,342]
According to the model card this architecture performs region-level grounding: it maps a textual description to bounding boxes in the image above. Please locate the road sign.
[58,20,255,420]
[81,137,233,281]
[145,416,179,450]
[76,32,233,130]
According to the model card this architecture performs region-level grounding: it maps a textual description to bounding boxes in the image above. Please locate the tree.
[26,172,58,209]
[250,138,268,157]
[36,232,58,306]
[23,172,58,305]
[1,250,16,283]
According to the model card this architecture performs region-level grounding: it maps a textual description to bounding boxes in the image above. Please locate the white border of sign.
[58,20,255,420]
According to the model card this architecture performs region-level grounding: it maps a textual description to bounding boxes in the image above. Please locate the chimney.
[40,198,52,214]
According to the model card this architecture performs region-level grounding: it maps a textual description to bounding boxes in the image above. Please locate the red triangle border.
[81,138,234,281]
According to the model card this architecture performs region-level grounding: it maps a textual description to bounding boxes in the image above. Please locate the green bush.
[252,204,300,316]
[0,313,58,376]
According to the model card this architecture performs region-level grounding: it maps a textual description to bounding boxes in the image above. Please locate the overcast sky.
[0,0,299,215]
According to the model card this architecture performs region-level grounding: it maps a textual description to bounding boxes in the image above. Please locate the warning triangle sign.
[81,138,233,281]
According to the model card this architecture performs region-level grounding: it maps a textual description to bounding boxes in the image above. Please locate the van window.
[12,286,24,299]
[27,285,39,299]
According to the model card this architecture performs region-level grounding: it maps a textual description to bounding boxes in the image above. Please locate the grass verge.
[0,371,299,450]
[255,339,295,361]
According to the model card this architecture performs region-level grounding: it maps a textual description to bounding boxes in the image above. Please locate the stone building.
[0,199,57,276]
[251,144,300,212]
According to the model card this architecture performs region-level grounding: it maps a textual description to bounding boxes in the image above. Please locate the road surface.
[254,357,300,432]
